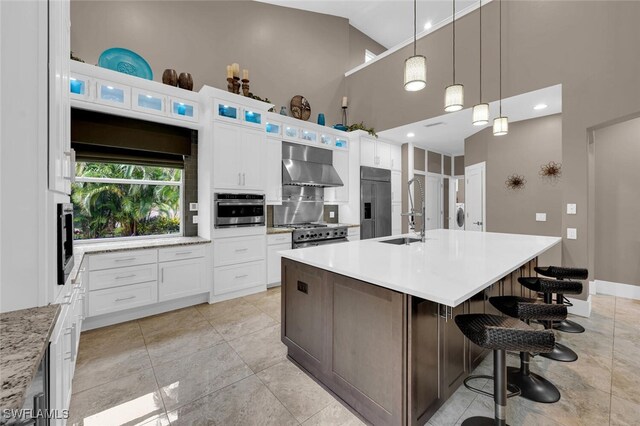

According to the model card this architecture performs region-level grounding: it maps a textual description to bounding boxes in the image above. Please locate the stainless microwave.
[214,193,265,228]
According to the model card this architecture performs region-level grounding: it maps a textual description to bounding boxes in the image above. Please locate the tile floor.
[68,290,639,426]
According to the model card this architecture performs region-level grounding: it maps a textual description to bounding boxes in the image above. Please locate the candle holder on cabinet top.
[232,77,241,94]
[226,78,234,93]
[241,79,250,97]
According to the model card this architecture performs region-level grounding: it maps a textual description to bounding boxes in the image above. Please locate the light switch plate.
[192,215,198,224]
[567,228,577,239]
[567,204,577,215]
[329,211,335,218]
[189,203,198,211]
[536,213,547,222]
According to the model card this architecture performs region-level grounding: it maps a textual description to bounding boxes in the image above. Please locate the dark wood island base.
[281,257,540,426]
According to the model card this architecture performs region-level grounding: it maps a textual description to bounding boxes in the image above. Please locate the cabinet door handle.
[71,323,77,362]
[242,173,246,186]
[235,274,248,279]
[115,274,136,280]
[115,257,136,262]
[238,172,241,185]
[175,251,192,256]
[115,295,136,302]
[235,248,248,252]
[161,269,164,283]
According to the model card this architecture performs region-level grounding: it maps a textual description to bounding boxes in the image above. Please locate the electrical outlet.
[329,211,335,218]
[567,228,577,240]
[567,204,577,215]
[536,213,547,222]
[189,203,198,211]
[192,215,198,224]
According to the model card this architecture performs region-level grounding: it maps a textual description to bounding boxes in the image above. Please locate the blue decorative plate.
[98,48,153,80]
[333,124,348,131]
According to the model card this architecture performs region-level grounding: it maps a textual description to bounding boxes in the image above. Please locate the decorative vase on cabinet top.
[178,72,193,91]
[162,69,178,86]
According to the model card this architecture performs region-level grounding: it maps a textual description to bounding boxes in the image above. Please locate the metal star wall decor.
[539,161,562,183]
[505,174,527,190]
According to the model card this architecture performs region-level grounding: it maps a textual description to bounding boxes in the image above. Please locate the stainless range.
[283,223,349,249]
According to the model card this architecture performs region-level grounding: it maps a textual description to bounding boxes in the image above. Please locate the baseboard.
[566,294,591,318]
[594,280,640,300]
[82,292,210,331]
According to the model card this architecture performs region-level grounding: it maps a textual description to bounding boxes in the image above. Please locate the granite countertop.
[75,236,211,255]
[267,227,293,235]
[0,305,61,410]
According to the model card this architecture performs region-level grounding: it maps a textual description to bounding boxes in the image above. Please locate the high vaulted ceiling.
[254,0,478,49]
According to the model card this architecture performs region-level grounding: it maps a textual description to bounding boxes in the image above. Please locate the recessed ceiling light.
[424,21,432,30]
[407,132,415,138]
[534,103,548,110]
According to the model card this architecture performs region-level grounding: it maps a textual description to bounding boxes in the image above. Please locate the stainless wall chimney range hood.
[281,142,343,188]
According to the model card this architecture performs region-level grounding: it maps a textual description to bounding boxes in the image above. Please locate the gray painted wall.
[593,116,640,286]
[346,1,640,296]
[70,0,384,126]
[465,114,563,266]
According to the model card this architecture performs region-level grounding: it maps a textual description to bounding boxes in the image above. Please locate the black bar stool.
[535,266,589,333]
[455,314,555,426]
[489,296,567,403]
[518,277,582,362]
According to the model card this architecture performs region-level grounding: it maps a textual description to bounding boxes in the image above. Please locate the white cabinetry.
[392,203,403,236]
[213,235,266,300]
[85,245,208,318]
[267,233,291,286]
[390,144,402,171]
[360,138,400,172]
[348,226,361,241]
[50,257,86,424]
[49,0,72,195]
[391,171,402,204]
[213,122,266,191]
[266,138,283,204]
[159,257,205,301]
[325,150,349,203]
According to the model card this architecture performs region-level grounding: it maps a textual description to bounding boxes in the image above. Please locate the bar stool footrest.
[463,375,521,399]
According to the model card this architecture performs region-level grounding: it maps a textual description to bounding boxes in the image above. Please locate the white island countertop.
[279,229,561,307]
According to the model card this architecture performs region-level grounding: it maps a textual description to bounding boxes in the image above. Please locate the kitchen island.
[279,229,561,426]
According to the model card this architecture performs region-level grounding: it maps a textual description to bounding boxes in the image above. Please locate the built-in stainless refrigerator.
[360,166,392,239]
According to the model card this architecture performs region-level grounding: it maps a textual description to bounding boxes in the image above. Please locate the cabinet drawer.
[88,282,158,317]
[213,261,265,296]
[214,236,265,267]
[89,249,158,271]
[89,264,158,291]
[267,233,292,246]
[158,245,205,262]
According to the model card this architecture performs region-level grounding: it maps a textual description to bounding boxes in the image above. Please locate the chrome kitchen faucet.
[402,177,426,242]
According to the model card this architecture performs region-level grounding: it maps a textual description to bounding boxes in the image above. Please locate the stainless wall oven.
[214,193,265,228]
[57,203,74,285]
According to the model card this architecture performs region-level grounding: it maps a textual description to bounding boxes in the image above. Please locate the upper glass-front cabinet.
[69,74,91,100]
[300,129,317,143]
[266,121,282,136]
[335,137,349,149]
[243,109,262,125]
[95,79,131,109]
[170,98,198,122]
[132,89,165,115]
[320,134,334,146]
[216,101,239,121]
[284,125,298,139]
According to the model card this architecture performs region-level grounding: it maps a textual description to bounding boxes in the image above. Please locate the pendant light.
[404,0,427,91]
[493,0,509,135]
[444,0,463,112]
[472,0,489,125]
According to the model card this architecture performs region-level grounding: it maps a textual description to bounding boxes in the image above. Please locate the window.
[72,162,182,240]
[365,49,376,63]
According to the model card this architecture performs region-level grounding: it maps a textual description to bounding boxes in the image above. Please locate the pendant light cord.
[499,0,502,116]
[452,0,456,83]
[479,0,482,102]
[413,0,417,56]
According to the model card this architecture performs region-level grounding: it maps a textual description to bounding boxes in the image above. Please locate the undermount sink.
[379,237,422,245]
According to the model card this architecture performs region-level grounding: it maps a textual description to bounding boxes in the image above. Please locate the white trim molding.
[593,279,640,300]
[566,295,592,318]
